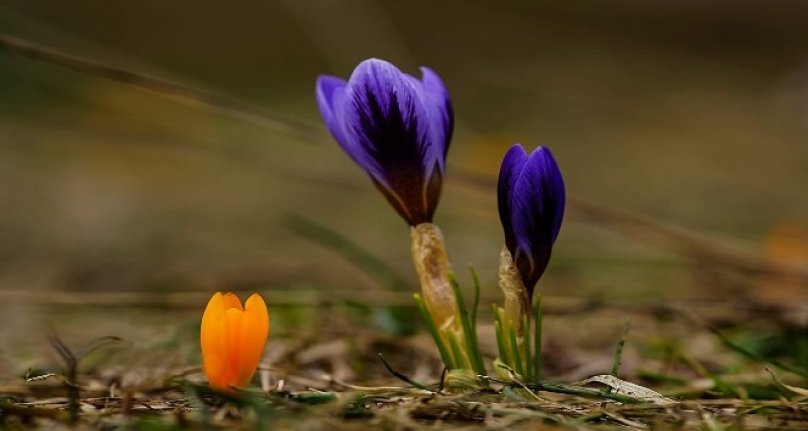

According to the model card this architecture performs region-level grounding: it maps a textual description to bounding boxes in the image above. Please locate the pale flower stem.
[410,222,489,375]
[410,223,462,337]
[413,293,455,369]
[497,247,544,381]
[498,247,529,336]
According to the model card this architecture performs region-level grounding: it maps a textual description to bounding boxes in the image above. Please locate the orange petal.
[200,292,228,389]
[236,293,270,387]
[222,291,244,311]
[219,307,243,390]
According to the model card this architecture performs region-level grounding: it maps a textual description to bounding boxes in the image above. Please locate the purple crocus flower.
[498,144,566,297]
[316,58,453,226]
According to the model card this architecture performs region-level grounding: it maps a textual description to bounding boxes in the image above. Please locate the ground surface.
[1,2,808,428]
[0,294,806,430]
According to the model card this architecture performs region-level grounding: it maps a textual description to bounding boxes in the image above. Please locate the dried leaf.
[578,374,675,405]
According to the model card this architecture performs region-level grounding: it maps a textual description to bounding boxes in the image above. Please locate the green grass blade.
[493,316,508,365]
[378,353,433,391]
[448,272,485,375]
[469,266,481,335]
[533,294,543,382]
[508,321,523,378]
[712,328,808,379]
[447,330,469,370]
[494,306,512,366]
[467,267,485,374]
[285,214,409,291]
[523,312,533,383]
[414,294,454,369]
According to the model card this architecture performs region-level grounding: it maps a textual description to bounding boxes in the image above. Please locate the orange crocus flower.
[200,292,269,391]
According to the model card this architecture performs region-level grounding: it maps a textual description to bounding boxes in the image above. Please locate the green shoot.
[449,271,486,375]
[533,294,543,381]
[414,293,454,369]
[494,294,545,384]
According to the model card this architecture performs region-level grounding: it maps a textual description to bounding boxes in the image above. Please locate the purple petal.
[344,59,427,182]
[497,144,529,253]
[316,75,351,153]
[512,147,565,248]
[341,59,438,223]
[315,58,453,225]
[540,149,566,243]
[419,67,453,168]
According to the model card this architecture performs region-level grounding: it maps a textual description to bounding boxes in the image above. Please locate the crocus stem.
[410,223,462,342]
[411,223,486,377]
[498,247,529,336]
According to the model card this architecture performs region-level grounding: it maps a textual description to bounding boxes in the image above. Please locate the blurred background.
[0,1,807,382]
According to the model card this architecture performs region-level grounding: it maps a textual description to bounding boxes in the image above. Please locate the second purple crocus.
[316,58,453,226]
[498,144,566,300]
